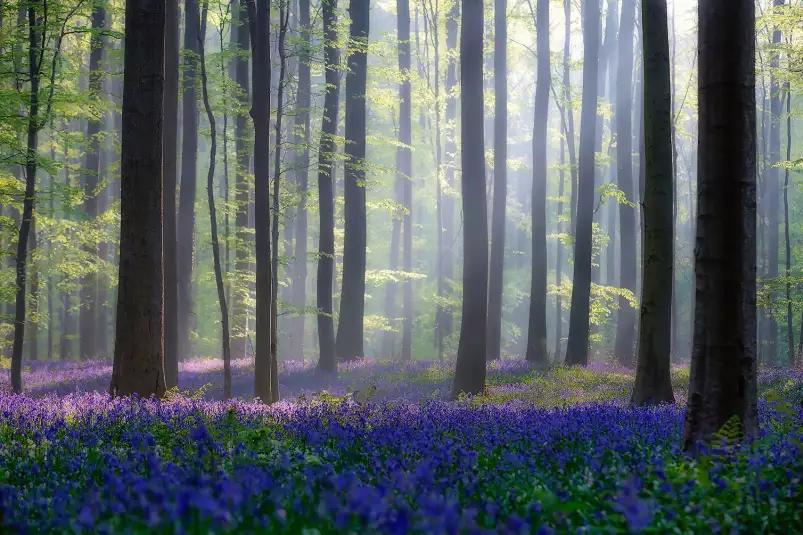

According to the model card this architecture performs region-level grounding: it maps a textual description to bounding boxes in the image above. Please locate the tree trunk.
[452,0,488,398]
[632,0,674,406]
[783,81,793,367]
[108,0,166,398]
[316,0,339,372]
[398,0,413,362]
[565,0,600,367]
[562,0,578,236]
[60,143,73,361]
[289,0,312,360]
[526,0,549,364]
[335,0,369,361]
[246,0,275,403]
[177,0,201,361]
[486,0,507,362]
[11,1,42,393]
[199,2,232,399]
[27,215,38,361]
[79,3,106,360]
[613,0,637,366]
[683,0,757,452]
[232,0,251,361]
[163,0,180,387]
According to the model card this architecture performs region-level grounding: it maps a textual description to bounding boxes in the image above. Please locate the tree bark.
[565,0,600,367]
[108,0,166,398]
[316,0,339,372]
[452,0,488,398]
[526,0,549,364]
[783,81,793,367]
[335,0,369,361]
[633,0,675,406]
[398,0,413,362]
[562,0,578,236]
[177,0,201,361]
[683,0,757,452]
[486,0,507,361]
[163,0,180,387]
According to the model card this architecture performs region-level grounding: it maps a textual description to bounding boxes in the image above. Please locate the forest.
[0,0,801,532]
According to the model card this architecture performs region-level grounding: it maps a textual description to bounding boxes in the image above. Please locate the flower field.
[1,360,802,533]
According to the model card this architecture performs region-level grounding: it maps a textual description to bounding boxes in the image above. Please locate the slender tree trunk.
[289,0,311,360]
[335,0,369,361]
[683,0,757,452]
[398,0,413,362]
[163,0,180,387]
[27,215,38,361]
[316,0,339,372]
[246,0,275,402]
[526,0,549,364]
[784,81,793,367]
[177,0,201,361]
[563,0,578,234]
[556,136,565,360]
[232,0,251,361]
[60,143,73,361]
[198,2,232,399]
[632,0,674,406]
[565,0,600,367]
[108,0,166,398]
[486,0,507,361]
[11,1,42,393]
[613,0,637,366]
[452,0,488,398]
[382,188,401,358]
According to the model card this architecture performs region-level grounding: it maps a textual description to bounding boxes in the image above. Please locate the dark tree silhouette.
[632,0,675,406]
[684,0,757,452]
[108,0,166,398]
[565,0,600,366]
[399,0,413,362]
[335,0,369,361]
[452,0,488,398]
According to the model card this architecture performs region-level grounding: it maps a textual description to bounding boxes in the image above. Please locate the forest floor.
[0,358,801,533]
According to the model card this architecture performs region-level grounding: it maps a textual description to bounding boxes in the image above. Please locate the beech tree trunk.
[452,0,488,398]
[398,0,413,362]
[683,0,757,452]
[108,0,166,398]
[633,0,675,406]
[565,0,600,367]
[335,0,369,361]
[486,0,507,361]
[526,0,549,364]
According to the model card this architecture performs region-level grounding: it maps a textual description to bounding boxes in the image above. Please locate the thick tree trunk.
[232,0,251,361]
[247,0,275,402]
[199,3,232,399]
[398,0,413,362]
[632,0,675,406]
[565,0,600,367]
[289,0,311,360]
[79,3,106,360]
[177,0,201,361]
[452,0,488,398]
[163,0,180,387]
[108,0,166,398]
[683,0,757,452]
[316,0,339,372]
[335,0,369,361]
[613,0,637,366]
[526,0,549,364]
[486,0,507,362]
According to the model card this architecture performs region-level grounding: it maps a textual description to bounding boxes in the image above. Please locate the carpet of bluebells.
[1,358,802,534]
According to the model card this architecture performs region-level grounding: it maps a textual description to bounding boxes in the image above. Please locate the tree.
[452,0,488,398]
[246,0,275,403]
[525,0,549,364]
[79,0,106,360]
[163,0,180,388]
[178,0,201,360]
[565,0,600,366]
[108,0,166,398]
[614,0,637,366]
[398,0,412,362]
[335,0,369,362]
[486,0,507,361]
[289,0,312,359]
[784,79,794,367]
[632,0,674,406]
[683,0,757,452]
[316,0,339,372]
